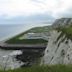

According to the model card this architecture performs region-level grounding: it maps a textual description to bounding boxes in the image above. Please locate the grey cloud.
[55,8,72,18]
[0,13,55,24]
[31,0,46,4]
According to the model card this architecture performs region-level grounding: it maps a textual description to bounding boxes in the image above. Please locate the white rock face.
[53,18,72,27]
[0,49,24,70]
[42,30,72,65]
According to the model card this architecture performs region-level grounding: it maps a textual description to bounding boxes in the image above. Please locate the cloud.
[0,0,47,16]
[31,0,45,3]
[52,0,72,18]
[0,13,54,24]
[0,0,72,24]
[56,8,72,18]
[0,0,62,17]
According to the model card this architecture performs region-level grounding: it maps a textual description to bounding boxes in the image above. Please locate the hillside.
[42,18,72,65]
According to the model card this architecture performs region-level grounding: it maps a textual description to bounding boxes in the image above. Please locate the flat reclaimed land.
[5,26,49,44]
[5,39,48,44]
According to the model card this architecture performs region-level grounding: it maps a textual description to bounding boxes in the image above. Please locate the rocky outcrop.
[52,18,72,27]
[41,18,72,65]
[42,30,72,64]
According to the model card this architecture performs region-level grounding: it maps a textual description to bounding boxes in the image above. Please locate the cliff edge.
[42,18,72,65]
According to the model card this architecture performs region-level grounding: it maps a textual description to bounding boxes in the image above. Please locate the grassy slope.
[1,65,72,72]
[53,26,72,47]
[59,26,72,40]
[5,26,50,44]
[55,26,72,42]
[6,39,48,44]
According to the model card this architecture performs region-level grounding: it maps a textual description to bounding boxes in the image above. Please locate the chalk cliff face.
[42,18,72,65]
[53,18,72,27]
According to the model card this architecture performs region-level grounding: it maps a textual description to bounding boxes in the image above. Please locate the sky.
[0,0,72,24]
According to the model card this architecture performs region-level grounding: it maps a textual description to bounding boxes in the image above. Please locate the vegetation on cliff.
[54,25,72,47]
[6,39,47,44]
[56,26,72,40]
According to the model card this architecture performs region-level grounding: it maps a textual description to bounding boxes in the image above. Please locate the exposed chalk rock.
[52,18,72,27]
[42,30,72,65]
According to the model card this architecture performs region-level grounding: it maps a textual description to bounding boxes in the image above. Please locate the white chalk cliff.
[42,18,72,65]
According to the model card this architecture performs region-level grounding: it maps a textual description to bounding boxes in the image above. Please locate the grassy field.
[27,26,50,33]
[59,26,72,40]
[1,65,72,72]
[6,39,48,44]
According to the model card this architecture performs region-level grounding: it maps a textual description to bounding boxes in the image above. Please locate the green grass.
[28,26,50,33]
[53,26,72,47]
[1,65,72,72]
[6,39,48,44]
[55,26,72,42]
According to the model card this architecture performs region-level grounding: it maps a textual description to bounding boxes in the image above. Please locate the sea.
[0,24,49,69]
